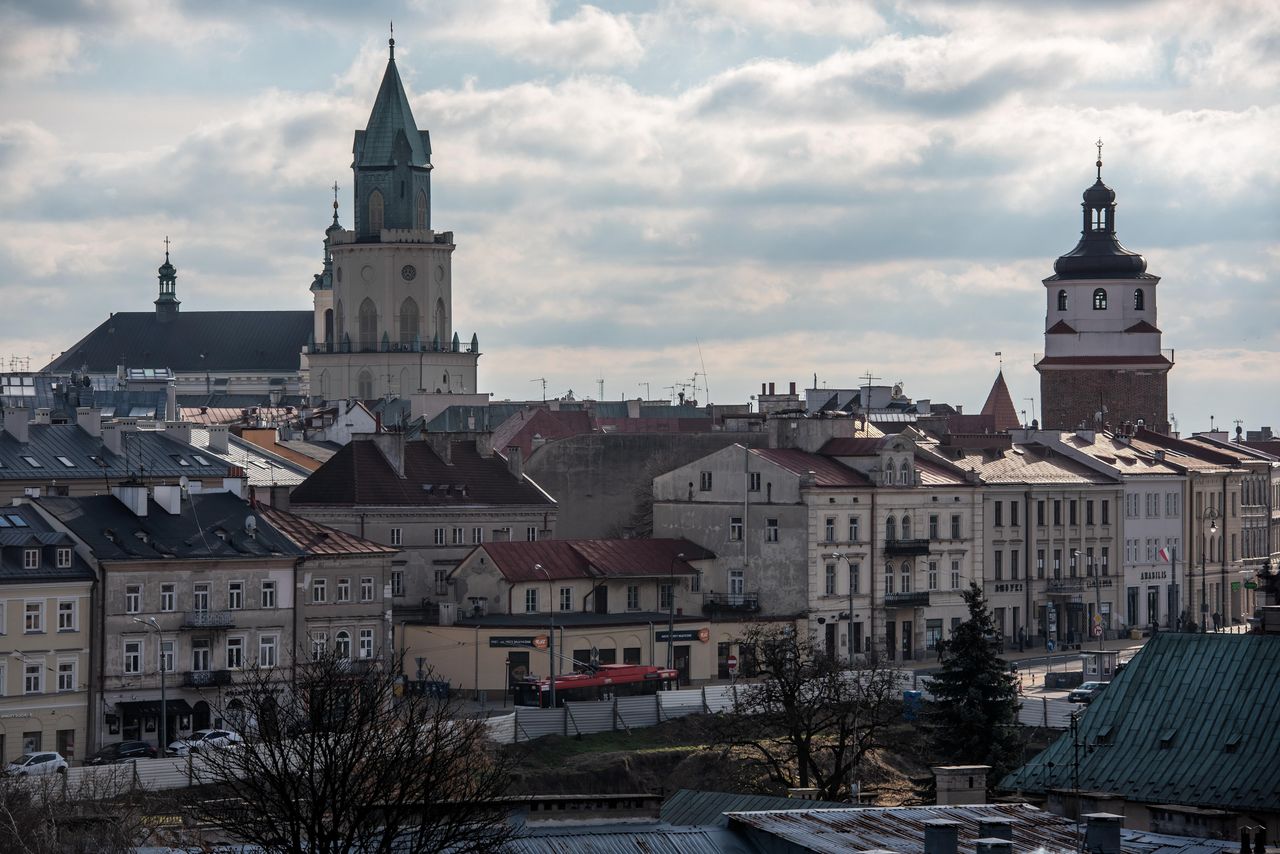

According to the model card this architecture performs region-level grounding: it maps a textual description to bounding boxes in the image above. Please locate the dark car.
[1067,681,1109,704]
[84,740,157,766]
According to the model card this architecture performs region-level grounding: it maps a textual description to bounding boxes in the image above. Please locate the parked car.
[168,729,242,756]
[4,752,69,776]
[84,741,158,766]
[1067,681,1109,704]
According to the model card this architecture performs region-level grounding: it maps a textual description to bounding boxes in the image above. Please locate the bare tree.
[0,766,153,853]
[183,650,517,854]
[709,624,901,801]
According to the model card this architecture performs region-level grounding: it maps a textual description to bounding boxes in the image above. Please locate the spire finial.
[1095,137,1104,179]
[164,235,170,262]
[331,181,340,224]
[389,21,395,61]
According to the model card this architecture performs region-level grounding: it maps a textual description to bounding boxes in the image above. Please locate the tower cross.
[163,235,170,260]
[1095,138,1104,178]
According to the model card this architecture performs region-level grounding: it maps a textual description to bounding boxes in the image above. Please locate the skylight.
[21,456,42,468]
[56,456,76,468]
[192,455,212,466]
[0,517,10,527]
[7,514,28,527]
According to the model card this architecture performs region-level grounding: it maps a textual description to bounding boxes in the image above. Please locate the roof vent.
[1224,733,1242,753]
[1158,729,1176,749]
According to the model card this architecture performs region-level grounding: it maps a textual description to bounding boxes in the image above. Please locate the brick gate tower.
[1036,145,1171,433]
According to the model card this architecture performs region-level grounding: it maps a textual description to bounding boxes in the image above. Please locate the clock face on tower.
[401,264,417,281]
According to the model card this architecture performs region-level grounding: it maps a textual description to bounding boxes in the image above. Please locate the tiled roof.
[0,425,234,482]
[753,448,872,487]
[913,456,969,486]
[37,492,301,561]
[277,439,342,465]
[491,408,593,460]
[1000,632,1280,813]
[1133,428,1241,469]
[950,444,1116,485]
[255,505,399,557]
[819,437,886,456]
[46,310,311,373]
[179,406,296,426]
[1239,440,1280,459]
[289,439,554,507]
[0,505,94,583]
[979,371,1021,432]
[472,538,712,583]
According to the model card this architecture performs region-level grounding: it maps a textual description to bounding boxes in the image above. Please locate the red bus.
[513,664,678,708]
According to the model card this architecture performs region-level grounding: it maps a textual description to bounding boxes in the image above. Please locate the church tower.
[305,31,480,405]
[1035,145,1170,432]
[154,238,180,323]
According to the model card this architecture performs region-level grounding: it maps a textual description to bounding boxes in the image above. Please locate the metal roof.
[255,505,399,557]
[508,822,752,854]
[1000,632,1280,813]
[0,504,94,584]
[188,428,309,488]
[0,424,234,482]
[662,789,849,828]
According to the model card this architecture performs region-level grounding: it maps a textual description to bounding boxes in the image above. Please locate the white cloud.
[680,0,885,39]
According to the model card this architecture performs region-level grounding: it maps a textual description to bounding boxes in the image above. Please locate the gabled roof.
[949,444,1117,485]
[355,56,430,168]
[1124,320,1161,333]
[491,407,593,460]
[289,439,554,507]
[46,310,312,374]
[1046,319,1077,334]
[1000,632,1280,813]
[752,448,873,487]
[0,505,94,584]
[469,538,712,583]
[255,505,399,557]
[0,425,234,482]
[980,371,1021,433]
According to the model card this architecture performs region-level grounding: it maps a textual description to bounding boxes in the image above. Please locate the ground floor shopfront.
[0,696,88,765]
[96,683,247,754]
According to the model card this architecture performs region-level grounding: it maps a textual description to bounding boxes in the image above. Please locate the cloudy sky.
[2,0,1277,433]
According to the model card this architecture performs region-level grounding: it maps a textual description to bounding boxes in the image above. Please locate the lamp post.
[534,564,555,708]
[1200,508,1219,632]
[823,552,858,665]
[133,616,166,756]
[667,553,685,671]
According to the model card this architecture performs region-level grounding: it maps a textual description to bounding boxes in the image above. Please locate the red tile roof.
[753,448,873,487]
[490,408,593,460]
[256,505,400,556]
[290,439,554,507]
[819,437,886,456]
[474,538,713,582]
[980,371,1022,432]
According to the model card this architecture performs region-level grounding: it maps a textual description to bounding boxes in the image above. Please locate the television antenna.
[529,378,547,402]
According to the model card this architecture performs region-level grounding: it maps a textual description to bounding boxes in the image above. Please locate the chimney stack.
[1253,827,1267,854]
[789,381,796,395]
[3,407,30,444]
[153,485,182,515]
[923,819,959,854]
[769,382,775,395]
[507,446,524,481]
[206,424,230,454]
[33,407,51,425]
[102,421,123,455]
[932,766,989,806]
[1083,813,1123,854]
[761,383,767,396]
[370,432,407,478]
[977,818,1014,841]
[164,421,193,446]
[975,839,1012,854]
[76,407,102,438]
[111,484,149,517]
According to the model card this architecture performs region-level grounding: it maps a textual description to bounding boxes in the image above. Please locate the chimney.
[101,421,124,455]
[1241,827,1252,854]
[761,382,767,396]
[112,484,149,517]
[785,788,819,800]
[33,407,51,425]
[977,818,1014,841]
[769,382,775,395]
[627,398,642,419]
[507,446,524,481]
[1083,813,1123,854]
[1253,827,1267,854]
[975,839,1012,854]
[76,407,102,438]
[923,819,959,854]
[165,421,193,446]
[371,432,407,477]
[222,477,246,499]
[153,485,182,515]
[3,407,30,443]
[789,381,796,395]
[206,424,230,454]
[475,435,494,458]
[932,765,989,806]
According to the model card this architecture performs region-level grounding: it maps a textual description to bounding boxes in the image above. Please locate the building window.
[1101,500,1110,525]
[1069,500,1078,526]
[1093,288,1108,310]
[1010,549,1020,580]
[226,637,245,669]
[56,547,72,568]
[1037,549,1045,578]
[825,564,837,596]
[849,516,861,542]
[527,526,539,542]
[1101,547,1110,575]
[259,634,277,668]
[824,517,836,543]
[261,580,276,609]
[433,528,446,546]
[883,563,894,595]
[1057,289,1068,311]
[1134,288,1145,310]
[928,561,939,590]
[1053,500,1062,526]
[886,516,897,541]
[160,640,174,673]
[472,527,484,544]
[749,472,761,491]
[192,639,211,672]
[25,601,43,633]
[627,586,640,611]
[765,518,779,543]
[125,584,141,614]
[850,563,861,594]
[950,514,961,539]
[360,577,374,602]
[193,583,210,612]
[993,501,1003,527]
[951,560,961,589]
[123,640,141,675]
[1053,549,1062,578]
[359,629,374,659]
[432,569,447,597]
[24,662,42,694]
[928,515,938,539]
[659,584,674,611]
[699,471,713,492]
[901,516,912,539]
[310,632,327,661]
[335,578,350,603]
[1036,500,1045,526]
[729,516,743,542]
[994,550,1003,581]
[525,588,538,613]
[415,190,428,230]
[901,562,912,593]
[391,527,403,546]
[391,571,404,597]
[160,583,175,612]
[368,189,384,234]
[559,587,573,612]
[57,661,75,692]
[334,631,351,660]
[452,527,464,545]
[57,600,75,631]
[23,549,39,569]
[228,581,244,610]
[1010,503,1019,527]
[1086,500,1095,525]
[312,577,327,604]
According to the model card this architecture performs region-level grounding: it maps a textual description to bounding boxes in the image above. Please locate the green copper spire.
[155,236,180,322]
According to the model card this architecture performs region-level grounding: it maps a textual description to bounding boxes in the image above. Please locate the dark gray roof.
[661,789,849,828]
[355,57,430,169]
[0,373,169,420]
[508,822,748,854]
[0,504,94,583]
[37,492,303,561]
[46,310,311,374]
[0,425,234,482]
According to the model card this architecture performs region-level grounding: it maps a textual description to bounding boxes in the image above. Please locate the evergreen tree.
[926,583,1021,779]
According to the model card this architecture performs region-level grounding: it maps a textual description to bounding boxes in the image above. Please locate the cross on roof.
[164,235,170,261]
[1095,138,1104,178]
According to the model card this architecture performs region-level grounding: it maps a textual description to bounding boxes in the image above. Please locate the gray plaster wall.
[524,432,769,539]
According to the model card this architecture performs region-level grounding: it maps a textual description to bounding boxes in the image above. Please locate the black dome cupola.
[1052,140,1148,279]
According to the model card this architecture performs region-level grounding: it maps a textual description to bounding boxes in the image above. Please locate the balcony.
[182,610,235,630]
[884,538,930,557]
[884,591,930,608]
[703,592,761,614]
[183,670,232,688]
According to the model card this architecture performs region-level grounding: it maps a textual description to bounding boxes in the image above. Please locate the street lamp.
[1072,550,1103,650]
[133,616,167,756]
[1200,508,1219,632]
[823,552,858,665]
[534,564,555,708]
[667,553,685,671]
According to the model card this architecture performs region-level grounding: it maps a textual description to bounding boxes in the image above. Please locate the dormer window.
[24,548,39,569]
[1133,288,1145,311]
[1093,288,1108,310]
[1057,290,1068,312]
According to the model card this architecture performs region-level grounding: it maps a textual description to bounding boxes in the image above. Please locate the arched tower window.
[1093,288,1108,310]
[356,370,374,400]
[1133,288,1145,311]
[399,297,419,346]
[899,459,911,484]
[334,301,344,339]
[901,515,911,539]
[358,298,378,351]
[323,309,333,345]
[885,516,897,542]
[335,631,351,660]
[368,189,384,235]
[434,298,447,341]
[1057,290,1068,312]
[415,191,427,230]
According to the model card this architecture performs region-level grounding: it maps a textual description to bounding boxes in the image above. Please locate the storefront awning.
[117,699,193,717]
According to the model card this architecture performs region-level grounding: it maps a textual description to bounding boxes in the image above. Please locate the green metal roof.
[354,58,430,168]
[1000,632,1280,812]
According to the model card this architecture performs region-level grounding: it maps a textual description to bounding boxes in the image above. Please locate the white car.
[5,751,69,776]
[168,729,243,756]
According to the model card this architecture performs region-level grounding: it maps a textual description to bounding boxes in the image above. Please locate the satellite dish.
[179,475,189,489]
[244,515,258,533]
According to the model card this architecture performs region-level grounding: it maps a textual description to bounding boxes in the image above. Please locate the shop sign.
[656,628,711,643]
[489,636,547,649]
